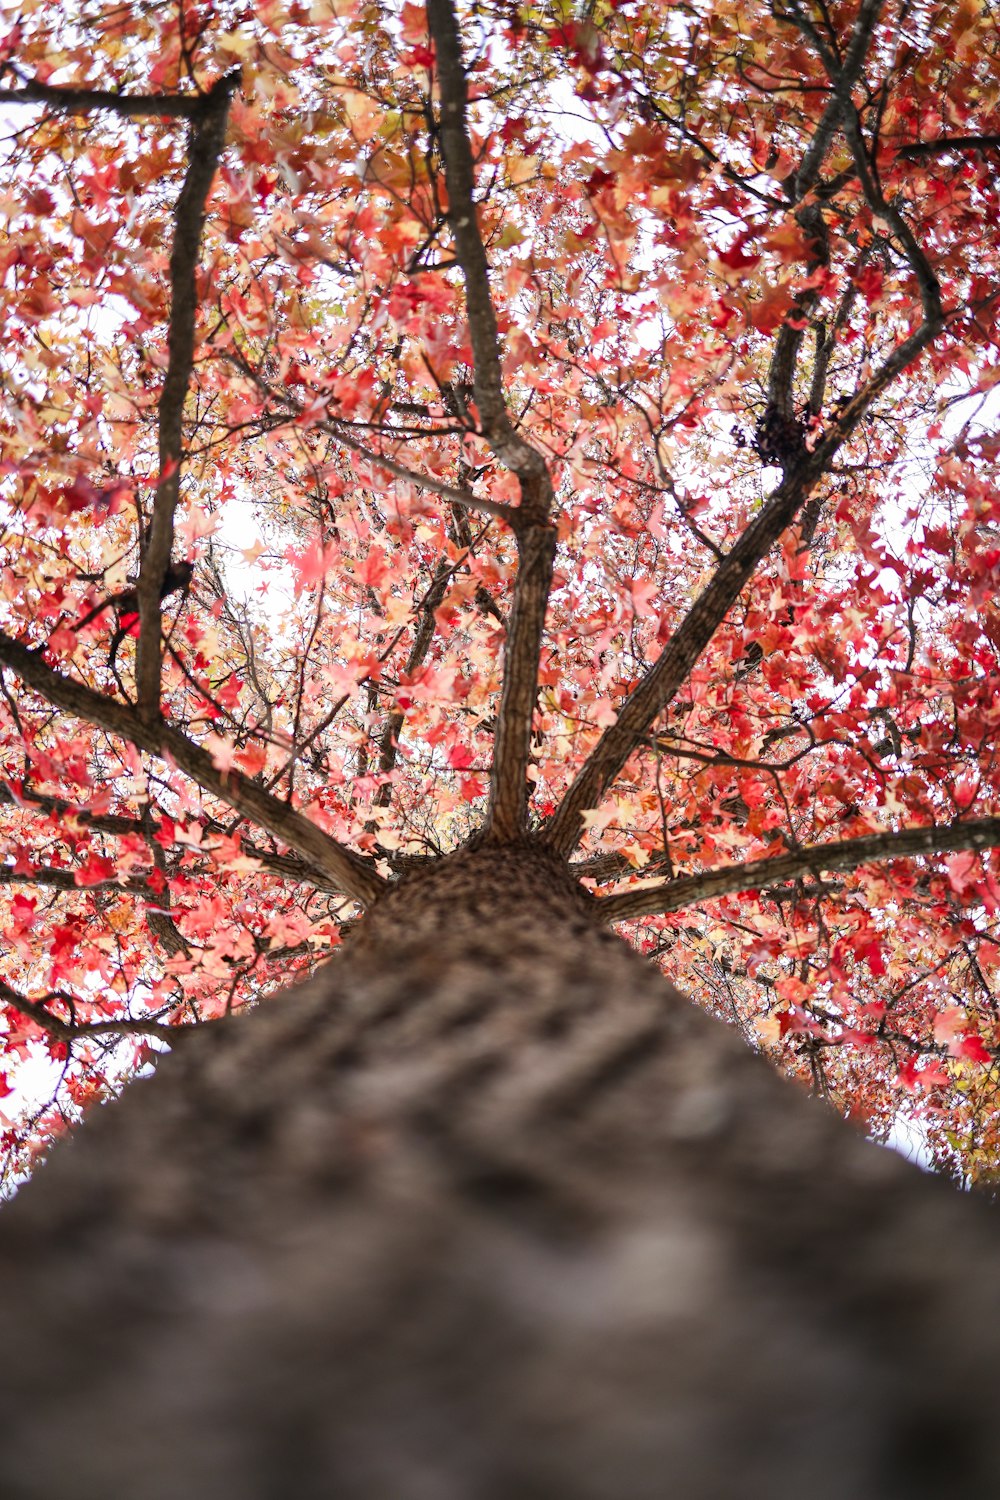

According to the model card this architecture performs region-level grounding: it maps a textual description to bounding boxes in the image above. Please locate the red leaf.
[447,743,475,770]
[954,774,978,809]
[74,854,117,886]
[954,1034,991,1065]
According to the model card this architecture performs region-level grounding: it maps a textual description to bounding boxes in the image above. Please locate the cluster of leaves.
[0,0,998,1186]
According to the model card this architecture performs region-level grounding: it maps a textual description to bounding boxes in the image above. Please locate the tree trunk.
[1,843,998,1497]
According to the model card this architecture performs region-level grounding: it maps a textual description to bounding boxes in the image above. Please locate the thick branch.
[0,864,149,895]
[897,134,1000,159]
[765,0,881,428]
[540,3,907,859]
[841,103,942,331]
[0,980,181,1044]
[570,849,634,881]
[0,858,243,961]
[486,521,556,840]
[426,0,556,839]
[544,104,944,861]
[542,464,820,857]
[0,73,217,119]
[597,817,1000,924]
[249,847,339,891]
[135,69,240,718]
[544,285,941,863]
[425,0,549,488]
[785,0,884,200]
[0,631,385,907]
[0,784,144,837]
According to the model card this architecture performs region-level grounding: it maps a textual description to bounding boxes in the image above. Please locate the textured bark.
[0,844,999,1497]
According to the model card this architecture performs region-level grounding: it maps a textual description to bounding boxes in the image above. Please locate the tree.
[1,0,1000,1489]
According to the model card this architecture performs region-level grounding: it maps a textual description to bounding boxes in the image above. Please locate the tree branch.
[544,317,942,860]
[0,786,338,896]
[781,0,884,200]
[542,462,815,856]
[372,556,452,814]
[762,0,881,429]
[135,68,240,719]
[427,0,556,841]
[841,102,942,331]
[215,350,516,523]
[426,0,549,487]
[0,980,182,1044]
[0,784,144,838]
[897,134,1000,159]
[542,0,944,861]
[0,70,221,120]
[596,817,1000,924]
[248,847,339,891]
[486,520,556,839]
[0,864,149,895]
[0,631,385,907]
[319,416,514,521]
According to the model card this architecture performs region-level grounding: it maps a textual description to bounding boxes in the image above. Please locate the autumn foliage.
[0,0,999,1185]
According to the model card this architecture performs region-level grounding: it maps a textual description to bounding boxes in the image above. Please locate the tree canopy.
[0,0,998,1185]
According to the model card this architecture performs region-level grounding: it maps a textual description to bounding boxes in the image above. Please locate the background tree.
[2,0,1000,1490]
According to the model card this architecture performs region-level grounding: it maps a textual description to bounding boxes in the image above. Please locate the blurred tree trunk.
[0,843,998,1498]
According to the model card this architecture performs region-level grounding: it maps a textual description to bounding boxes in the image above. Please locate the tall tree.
[1,0,1000,1490]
